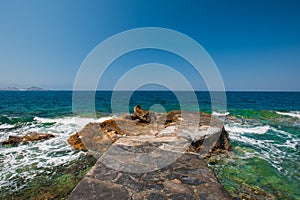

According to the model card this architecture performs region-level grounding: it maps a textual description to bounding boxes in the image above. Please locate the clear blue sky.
[0,0,299,91]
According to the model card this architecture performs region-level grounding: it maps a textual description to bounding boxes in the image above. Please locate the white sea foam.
[0,124,14,129]
[275,138,300,150]
[269,127,294,139]
[225,124,270,134]
[226,121,299,175]
[229,132,285,172]
[0,115,112,191]
[212,111,230,117]
[276,111,300,119]
[34,116,112,129]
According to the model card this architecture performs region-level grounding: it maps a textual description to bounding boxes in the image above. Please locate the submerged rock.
[2,132,54,145]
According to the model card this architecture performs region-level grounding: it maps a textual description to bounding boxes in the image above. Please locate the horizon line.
[1,89,300,92]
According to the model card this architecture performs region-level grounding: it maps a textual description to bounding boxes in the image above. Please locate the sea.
[0,91,299,199]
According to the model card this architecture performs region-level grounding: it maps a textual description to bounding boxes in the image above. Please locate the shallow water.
[218,110,300,199]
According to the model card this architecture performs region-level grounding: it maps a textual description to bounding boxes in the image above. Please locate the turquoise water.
[0,91,299,199]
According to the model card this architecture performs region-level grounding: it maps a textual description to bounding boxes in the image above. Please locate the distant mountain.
[26,86,45,91]
[0,86,46,91]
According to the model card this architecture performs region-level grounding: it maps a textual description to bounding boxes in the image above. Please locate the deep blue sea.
[0,91,299,199]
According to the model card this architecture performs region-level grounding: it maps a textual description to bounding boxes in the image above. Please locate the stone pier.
[67,107,232,200]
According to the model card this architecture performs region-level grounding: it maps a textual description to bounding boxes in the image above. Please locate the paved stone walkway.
[68,139,231,200]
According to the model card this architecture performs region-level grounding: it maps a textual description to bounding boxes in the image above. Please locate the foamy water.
[0,115,111,192]
[225,122,300,180]
[0,124,15,129]
[212,111,230,117]
[225,123,270,134]
[276,111,300,119]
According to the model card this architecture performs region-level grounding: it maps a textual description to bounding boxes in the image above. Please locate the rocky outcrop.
[2,132,54,145]
[68,108,231,156]
[67,106,233,199]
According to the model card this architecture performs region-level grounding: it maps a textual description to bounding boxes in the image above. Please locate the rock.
[67,132,87,151]
[100,119,124,135]
[132,105,157,124]
[163,180,188,193]
[132,191,168,200]
[75,123,114,154]
[165,110,181,125]
[210,127,232,153]
[2,132,54,145]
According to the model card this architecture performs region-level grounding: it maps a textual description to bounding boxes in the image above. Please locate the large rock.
[78,122,115,154]
[2,132,54,145]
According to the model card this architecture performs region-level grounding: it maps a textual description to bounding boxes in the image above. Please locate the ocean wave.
[225,124,270,134]
[276,111,300,119]
[0,115,112,192]
[227,123,299,151]
[34,116,112,129]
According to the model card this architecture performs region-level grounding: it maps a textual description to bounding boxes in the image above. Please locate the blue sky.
[0,0,299,91]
